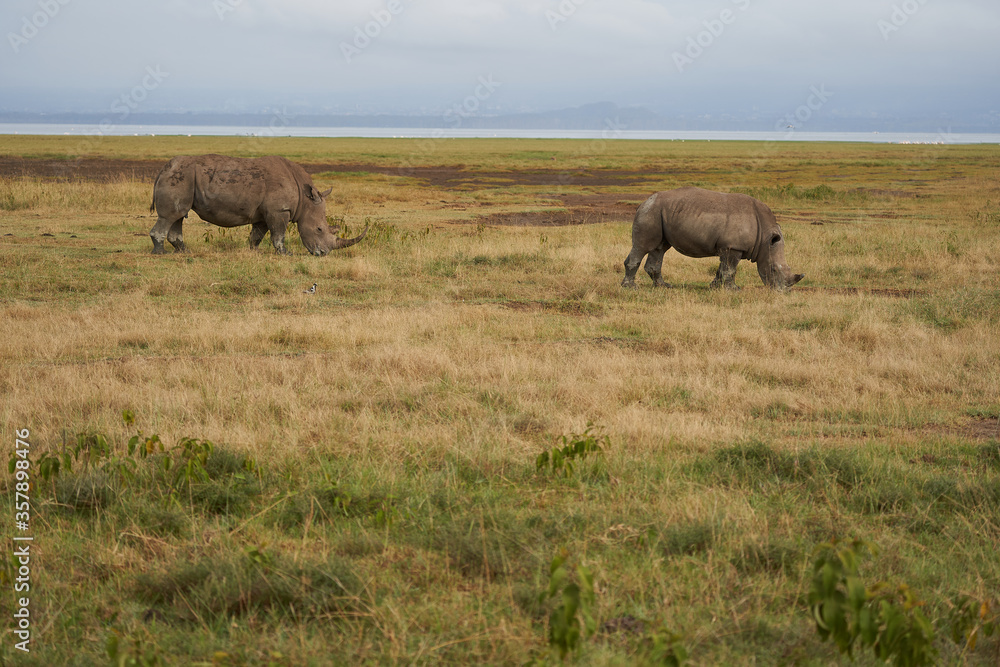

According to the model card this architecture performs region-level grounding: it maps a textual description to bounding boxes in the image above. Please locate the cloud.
[0,0,997,119]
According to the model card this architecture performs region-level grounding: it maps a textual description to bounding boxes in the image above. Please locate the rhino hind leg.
[621,249,642,288]
[643,243,671,287]
[622,243,656,288]
[248,222,268,249]
[710,249,742,291]
[166,219,186,252]
[149,216,181,254]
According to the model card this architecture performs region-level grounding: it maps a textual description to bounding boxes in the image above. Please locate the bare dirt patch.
[321,164,656,190]
[0,156,165,181]
[0,157,658,191]
[471,193,644,227]
[474,207,622,227]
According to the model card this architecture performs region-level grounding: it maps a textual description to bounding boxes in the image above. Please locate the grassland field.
[1,135,999,665]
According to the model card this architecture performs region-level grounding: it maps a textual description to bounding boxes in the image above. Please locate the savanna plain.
[1,135,999,665]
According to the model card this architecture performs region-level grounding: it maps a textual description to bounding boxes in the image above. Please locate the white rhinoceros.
[149,154,367,256]
[622,187,804,291]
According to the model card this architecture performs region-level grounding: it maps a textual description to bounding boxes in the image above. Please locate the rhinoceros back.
[152,155,285,228]
[655,187,760,260]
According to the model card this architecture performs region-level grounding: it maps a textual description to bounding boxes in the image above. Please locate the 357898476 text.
[12,428,34,653]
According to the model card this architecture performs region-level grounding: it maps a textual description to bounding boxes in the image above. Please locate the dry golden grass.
[1,137,999,664]
[1,240,995,456]
[0,174,148,213]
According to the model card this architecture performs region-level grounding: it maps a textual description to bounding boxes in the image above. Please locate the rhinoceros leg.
[149,216,181,254]
[166,219,186,253]
[622,242,670,288]
[622,252,642,287]
[710,249,742,290]
[248,222,268,249]
[622,245,650,287]
[265,211,291,255]
[643,242,671,287]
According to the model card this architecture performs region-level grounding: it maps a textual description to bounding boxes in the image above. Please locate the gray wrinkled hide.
[622,187,804,291]
[149,154,367,256]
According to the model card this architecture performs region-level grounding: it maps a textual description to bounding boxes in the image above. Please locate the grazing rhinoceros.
[622,186,804,291]
[148,154,367,255]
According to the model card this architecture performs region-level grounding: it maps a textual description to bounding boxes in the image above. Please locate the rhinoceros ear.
[305,185,332,202]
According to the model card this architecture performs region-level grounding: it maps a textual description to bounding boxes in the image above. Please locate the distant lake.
[2,123,998,144]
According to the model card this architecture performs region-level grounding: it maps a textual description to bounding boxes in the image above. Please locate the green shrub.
[808,538,937,666]
[539,551,596,661]
[536,423,607,478]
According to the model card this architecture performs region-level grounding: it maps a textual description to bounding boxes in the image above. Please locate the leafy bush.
[19,413,263,518]
[539,550,596,661]
[536,423,607,478]
[808,539,936,666]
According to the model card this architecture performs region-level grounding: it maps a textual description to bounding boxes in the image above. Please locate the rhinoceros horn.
[328,224,369,250]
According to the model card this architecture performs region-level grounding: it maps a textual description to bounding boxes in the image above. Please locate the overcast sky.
[2,0,998,121]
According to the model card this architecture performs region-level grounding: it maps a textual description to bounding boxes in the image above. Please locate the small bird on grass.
[303,283,317,294]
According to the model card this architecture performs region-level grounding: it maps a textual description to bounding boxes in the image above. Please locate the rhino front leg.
[266,211,292,255]
[167,219,186,252]
[248,222,268,249]
[710,248,742,290]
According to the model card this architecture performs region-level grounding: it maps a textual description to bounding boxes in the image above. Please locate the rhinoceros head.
[756,229,804,291]
[298,184,368,256]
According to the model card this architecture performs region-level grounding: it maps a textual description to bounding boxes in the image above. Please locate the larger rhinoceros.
[622,186,804,291]
[148,154,367,255]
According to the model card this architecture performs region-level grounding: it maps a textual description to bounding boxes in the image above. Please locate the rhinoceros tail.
[149,170,161,214]
[331,224,369,250]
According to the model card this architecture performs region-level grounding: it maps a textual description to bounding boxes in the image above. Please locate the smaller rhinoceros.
[622,187,804,291]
